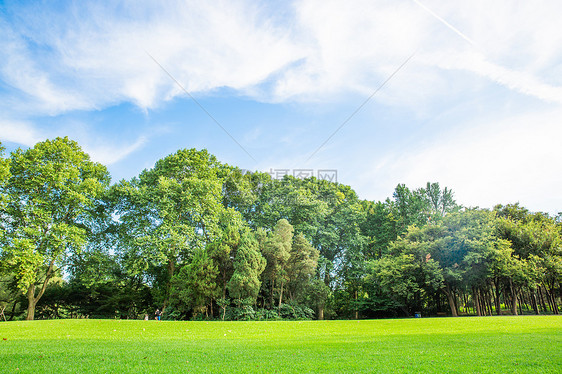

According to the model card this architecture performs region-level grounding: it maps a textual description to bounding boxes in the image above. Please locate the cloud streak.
[83,136,148,166]
[412,0,476,46]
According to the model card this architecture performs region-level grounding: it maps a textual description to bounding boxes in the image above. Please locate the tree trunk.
[538,286,548,313]
[479,291,486,316]
[270,280,275,308]
[278,280,284,308]
[26,285,37,321]
[354,290,359,320]
[288,289,294,304]
[452,290,457,313]
[442,285,458,317]
[485,290,493,316]
[509,279,518,316]
[546,284,559,314]
[547,291,555,313]
[26,259,56,321]
[473,287,482,316]
[9,301,18,321]
[448,292,458,316]
[531,292,540,315]
[494,279,502,315]
[223,270,227,298]
[481,289,487,316]
[480,291,487,316]
[318,306,324,320]
[542,285,554,313]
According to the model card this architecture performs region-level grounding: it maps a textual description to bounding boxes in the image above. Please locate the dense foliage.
[0,139,561,320]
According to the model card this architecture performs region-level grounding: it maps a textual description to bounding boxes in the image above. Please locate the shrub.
[278,303,315,320]
[225,305,256,321]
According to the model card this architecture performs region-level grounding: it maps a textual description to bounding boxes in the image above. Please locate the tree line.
[0,138,560,320]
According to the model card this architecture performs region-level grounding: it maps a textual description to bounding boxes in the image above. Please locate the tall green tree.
[245,175,330,239]
[495,208,562,315]
[425,182,456,218]
[227,230,266,308]
[0,137,110,320]
[389,182,458,234]
[113,149,238,307]
[261,219,293,308]
[170,248,219,318]
[436,209,509,316]
[286,233,319,302]
[390,184,429,232]
[312,184,366,288]
[370,209,510,317]
[360,200,398,259]
[207,225,241,315]
[369,225,444,316]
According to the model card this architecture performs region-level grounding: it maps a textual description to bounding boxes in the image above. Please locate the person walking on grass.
[155,308,162,321]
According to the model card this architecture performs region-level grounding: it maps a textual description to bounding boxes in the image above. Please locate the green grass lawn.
[0,316,560,373]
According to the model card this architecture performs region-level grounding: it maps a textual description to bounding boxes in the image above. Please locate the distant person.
[155,308,162,321]
[144,314,149,321]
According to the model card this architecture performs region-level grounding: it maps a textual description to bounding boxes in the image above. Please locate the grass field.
[0,316,561,373]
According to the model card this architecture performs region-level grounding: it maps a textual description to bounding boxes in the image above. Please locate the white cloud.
[273,0,427,102]
[279,0,562,106]
[411,0,562,105]
[0,120,43,146]
[1,0,561,112]
[354,108,562,214]
[0,0,304,115]
[82,136,148,166]
[0,118,147,165]
[461,54,562,104]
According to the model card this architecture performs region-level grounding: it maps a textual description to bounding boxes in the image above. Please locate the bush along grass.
[161,303,316,321]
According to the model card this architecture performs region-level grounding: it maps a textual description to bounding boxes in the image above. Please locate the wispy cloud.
[83,136,148,166]
[0,120,43,146]
[0,1,303,116]
[0,118,147,165]
[2,0,561,112]
[453,52,562,104]
[411,0,562,105]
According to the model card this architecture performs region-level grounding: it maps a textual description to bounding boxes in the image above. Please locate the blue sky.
[1,0,561,213]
